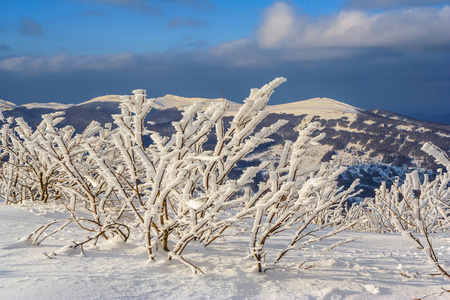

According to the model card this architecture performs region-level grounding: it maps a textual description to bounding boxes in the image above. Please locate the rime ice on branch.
[0,78,362,274]
[362,143,450,280]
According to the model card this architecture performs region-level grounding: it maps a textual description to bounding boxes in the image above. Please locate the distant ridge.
[367,109,450,130]
[78,94,362,116]
[7,94,363,117]
[1,94,448,126]
[407,112,450,125]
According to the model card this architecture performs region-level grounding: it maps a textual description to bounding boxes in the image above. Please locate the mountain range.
[1,94,449,198]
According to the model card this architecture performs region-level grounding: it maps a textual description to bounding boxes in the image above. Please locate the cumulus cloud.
[166,18,207,28]
[257,2,297,49]
[345,0,450,9]
[20,17,44,35]
[258,2,450,50]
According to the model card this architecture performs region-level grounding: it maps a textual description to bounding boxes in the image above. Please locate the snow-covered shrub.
[0,116,59,204]
[0,111,128,245]
[362,142,450,279]
[0,78,361,273]
[244,127,361,273]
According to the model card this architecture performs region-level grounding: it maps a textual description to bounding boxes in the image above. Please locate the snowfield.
[1,203,449,300]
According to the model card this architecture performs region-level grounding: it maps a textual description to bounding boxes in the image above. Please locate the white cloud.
[258,2,297,48]
[0,53,134,72]
[209,38,276,67]
[2,2,450,73]
[0,57,28,71]
[258,2,450,50]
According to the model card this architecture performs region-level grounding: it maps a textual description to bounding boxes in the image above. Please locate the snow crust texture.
[1,204,449,300]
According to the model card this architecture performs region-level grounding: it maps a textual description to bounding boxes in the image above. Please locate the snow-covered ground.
[1,203,449,300]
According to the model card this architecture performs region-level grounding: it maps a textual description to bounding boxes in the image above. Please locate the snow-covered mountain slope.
[268,97,362,115]
[76,94,361,117]
[78,94,122,105]
[0,99,18,111]
[154,94,241,116]
[75,94,241,116]
[150,95,361,116]
[22,102,73,110]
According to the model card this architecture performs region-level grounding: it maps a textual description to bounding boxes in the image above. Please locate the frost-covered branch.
[363,143,450,280]
[0,77,362,274]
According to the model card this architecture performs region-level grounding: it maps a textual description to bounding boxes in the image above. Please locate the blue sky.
[0,0,449,115]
